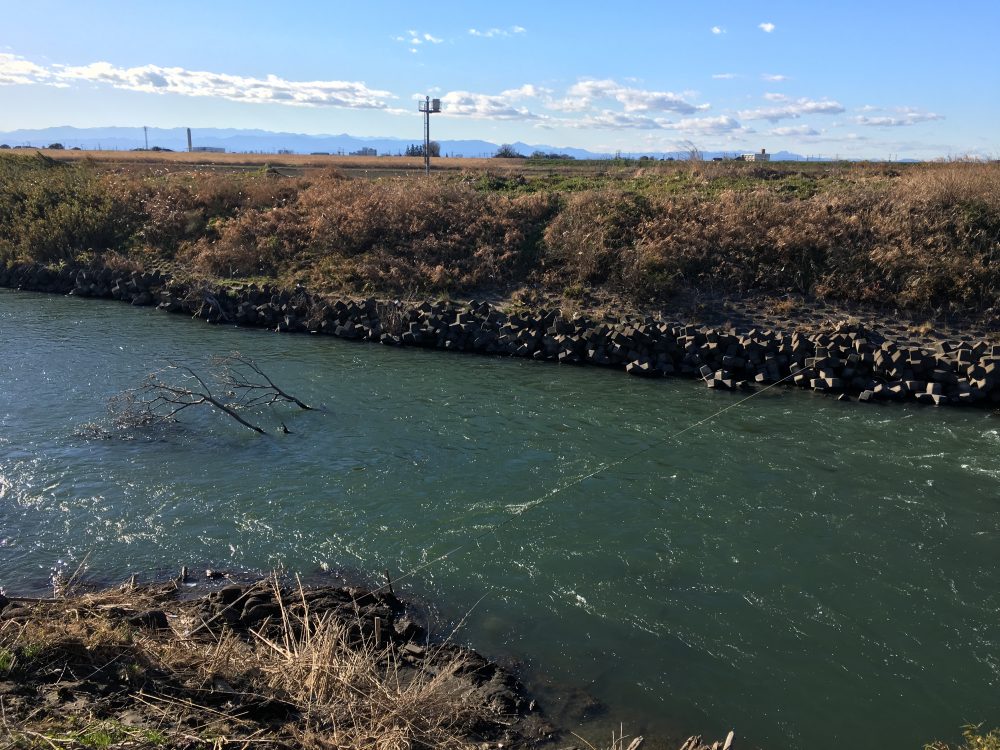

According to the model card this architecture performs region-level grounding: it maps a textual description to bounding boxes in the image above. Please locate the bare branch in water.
[215,352,312,411]
[107,354,309,434]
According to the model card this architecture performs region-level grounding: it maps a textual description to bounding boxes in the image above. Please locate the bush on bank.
[1,153,998,316]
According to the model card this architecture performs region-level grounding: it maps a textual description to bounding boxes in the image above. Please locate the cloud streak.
[553,79,707,114]
[438,89,543,120]
[769,125,820,137]
[854,108,944,127]
[0,52,393,109]
[739,97,845,122]
[468,26,526,38]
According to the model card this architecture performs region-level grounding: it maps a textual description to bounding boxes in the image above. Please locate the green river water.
[1,289,998,749]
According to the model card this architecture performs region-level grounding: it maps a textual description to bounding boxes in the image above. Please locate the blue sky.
[1,0,997,158]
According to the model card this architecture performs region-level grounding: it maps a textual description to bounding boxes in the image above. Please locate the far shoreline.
[3,260,999,410]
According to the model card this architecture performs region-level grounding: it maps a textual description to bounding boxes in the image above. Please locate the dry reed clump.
[0,583,506,750]
[293,178,557,294]
[541,186,889,299]
[259,614,488,750]
[541,164,1000,313]
[118,169,306,258]
[187,176,558,293]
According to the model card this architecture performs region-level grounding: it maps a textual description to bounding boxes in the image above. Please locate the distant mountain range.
[0,125,822,161]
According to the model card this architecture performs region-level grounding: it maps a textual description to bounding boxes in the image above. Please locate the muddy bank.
[3,260,998,408]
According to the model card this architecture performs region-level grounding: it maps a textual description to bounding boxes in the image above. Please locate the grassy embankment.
[0,580,532,749]
[1,152,999,320]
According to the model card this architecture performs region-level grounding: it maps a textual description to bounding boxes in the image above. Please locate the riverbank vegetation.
[1,152,998,318]
[0,579,539,749]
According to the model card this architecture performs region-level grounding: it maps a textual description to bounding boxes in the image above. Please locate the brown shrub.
[541,163,1000,313]
[4,154,999,315]
[182,204,309,278]
[293,178,557,293]
[111,169,306,258]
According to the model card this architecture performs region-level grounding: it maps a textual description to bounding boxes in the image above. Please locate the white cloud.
[438,89,543,120]
[806,132,869,143]
[711,26,725,34]
[500,83,549,98]
[763,92,788,101]
[555,79,707,114]
[468,26,526,38]
[769,125,820,137]
[394,30,443,50]
[759,22,775,33]
[761,74,788,82]
[0,53,50,85]
[854,109,944,127]
[712,73,737,80]
[568,110,666,130]
[739,97,845,122]
[663,115,744,134]
[561,112,743,135]
[0,52,393,109]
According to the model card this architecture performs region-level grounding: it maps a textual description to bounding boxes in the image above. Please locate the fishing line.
[380,370,799,592]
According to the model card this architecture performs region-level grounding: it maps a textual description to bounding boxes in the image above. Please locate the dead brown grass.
[3,153,999,315]
[32,148,496,173]
[0,582,503,750]
[540,162,1000,312]
[181,176,558,294]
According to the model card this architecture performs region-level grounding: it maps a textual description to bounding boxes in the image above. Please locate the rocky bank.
[3,261,999,409]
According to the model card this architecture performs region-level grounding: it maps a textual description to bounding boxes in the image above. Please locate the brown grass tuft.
[0,583,506,750]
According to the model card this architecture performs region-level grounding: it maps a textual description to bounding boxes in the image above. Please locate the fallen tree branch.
[109,353,309,434]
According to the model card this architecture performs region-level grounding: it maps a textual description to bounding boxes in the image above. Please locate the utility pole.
[143,126,148,150]
[418,95,441,174]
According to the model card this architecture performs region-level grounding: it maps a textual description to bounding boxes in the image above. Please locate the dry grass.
[27,149,517,176]
[926,725,1000,750]
[2,153,999,315]
[0,581,504,750]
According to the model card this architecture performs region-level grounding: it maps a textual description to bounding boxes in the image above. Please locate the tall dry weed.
[4,154,999,314]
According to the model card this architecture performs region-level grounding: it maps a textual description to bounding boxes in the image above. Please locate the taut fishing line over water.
[383,371,799,591]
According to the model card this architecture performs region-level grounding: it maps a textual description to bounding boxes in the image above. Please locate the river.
[2,289,998,749]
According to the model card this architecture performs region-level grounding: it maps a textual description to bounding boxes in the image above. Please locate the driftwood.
[110,352,309,434]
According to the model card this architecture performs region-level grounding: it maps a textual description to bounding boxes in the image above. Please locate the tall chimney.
[187,128,193,152]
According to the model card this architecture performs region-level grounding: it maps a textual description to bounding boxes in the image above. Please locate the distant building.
[192,146,225,153]
[350,147,377,156]
[739,148,770,162]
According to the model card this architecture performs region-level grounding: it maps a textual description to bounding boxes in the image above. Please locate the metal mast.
[418,96,441,175]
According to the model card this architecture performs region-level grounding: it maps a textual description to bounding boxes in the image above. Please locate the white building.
[740,148,770,162]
